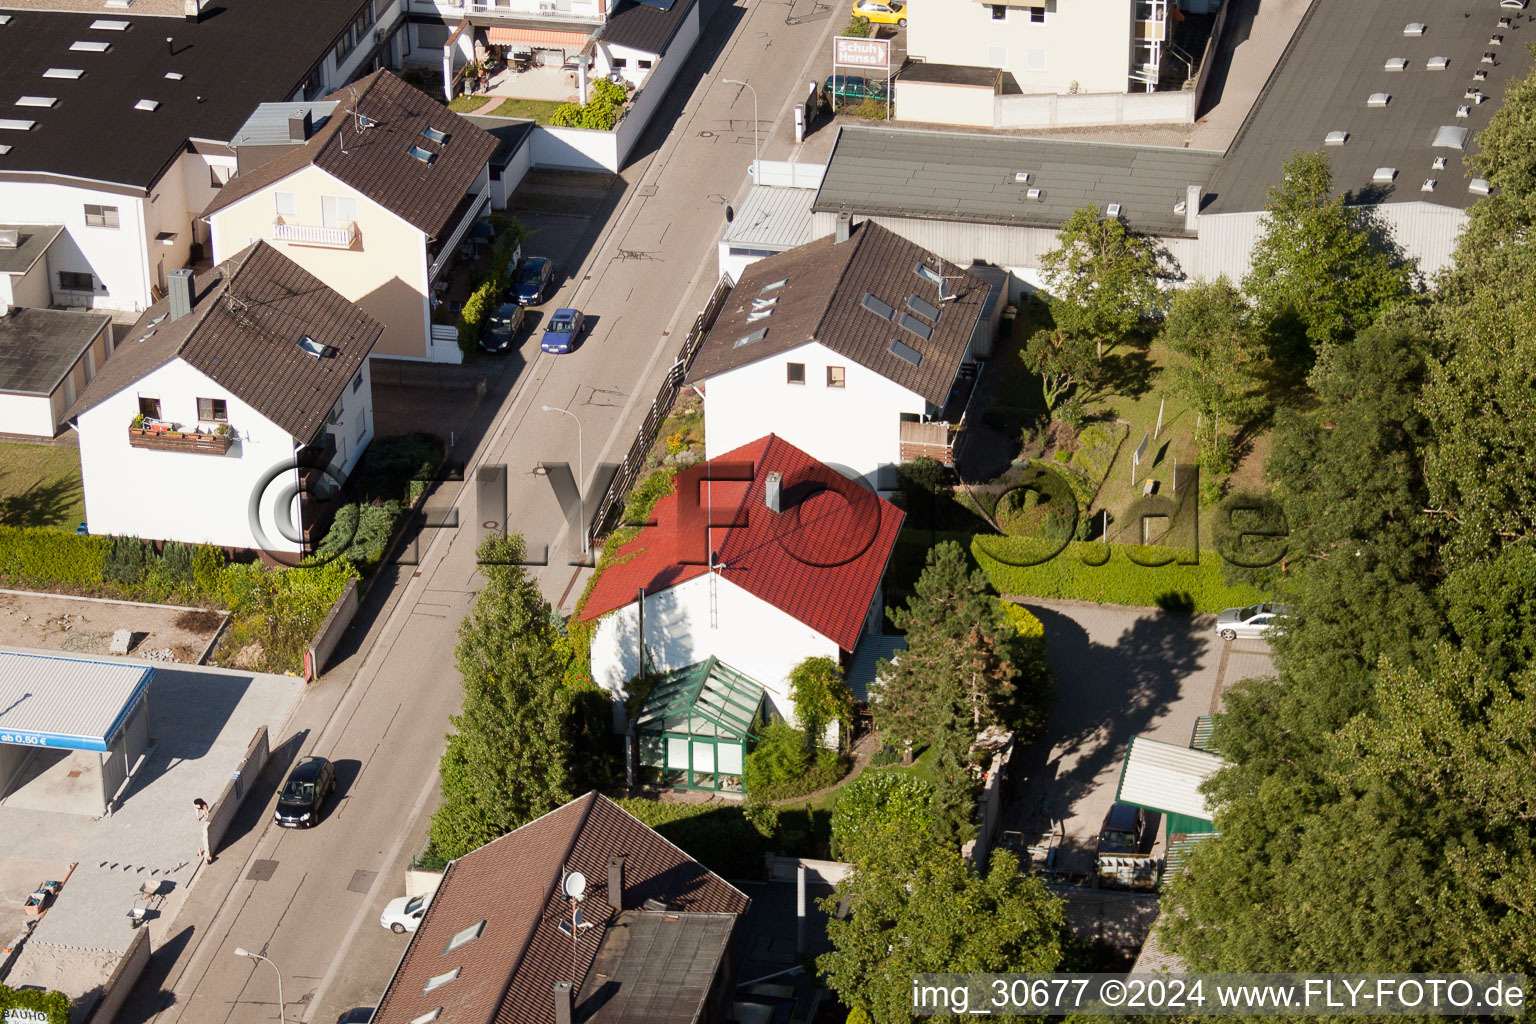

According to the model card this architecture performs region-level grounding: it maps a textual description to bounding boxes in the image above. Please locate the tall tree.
[819,848,1073,1024]
[874,541,1018,747]
[1242,150,1413,365]
[1021,327,1099,413]
[789,656,856,751]
[429,534,573,859]
[1160,276,1265,470]
[1039,205,1167,356]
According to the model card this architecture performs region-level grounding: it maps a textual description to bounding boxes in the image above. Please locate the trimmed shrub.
[842,16,870,36]
[161,541,194,587]
[0,984,70,1024]
[830,769,937,865]
[972,536,1263,613]
[743,720,811,792]
[0,526,109,588]
[103,535,152,586]
[1000,602,1053,736]
[457,278,497,355]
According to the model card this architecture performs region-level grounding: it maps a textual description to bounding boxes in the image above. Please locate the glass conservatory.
[634,658,766,792]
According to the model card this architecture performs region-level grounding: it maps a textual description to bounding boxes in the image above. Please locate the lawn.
[1086,339,1200,526]
[486,97,568,123]
[447,95,491,113]
[0,442,85,531]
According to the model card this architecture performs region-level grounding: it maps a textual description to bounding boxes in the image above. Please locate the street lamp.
[232,947,285,1024]
[722,78,760,179]
[541,405,589,557]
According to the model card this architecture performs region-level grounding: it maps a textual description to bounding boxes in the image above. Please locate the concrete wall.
[76,357,362,552]
[207,163,435,361]
[492,136,534,210]
[908,0,1132,96]
[85,925,150,1024]
[0,393,58,438]
[206,726,270,855]
[0,185,150,312]
[961,732,1014,870]
[753,161,825,189]
[896,80,996,128]
[765,856,851,884]
[531,125,623,172]
[305,577,360,679]
[404,867,443,899]
[995,87,1194,129]
[8,254,53,309]
[702,339,926,491]
[589,573,843,726]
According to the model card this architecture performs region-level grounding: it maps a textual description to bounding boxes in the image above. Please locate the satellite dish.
[563,871,587,900]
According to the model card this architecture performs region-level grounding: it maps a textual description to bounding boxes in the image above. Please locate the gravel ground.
[0,590,225,664]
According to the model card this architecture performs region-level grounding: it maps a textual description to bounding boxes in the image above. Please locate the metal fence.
[585,274,734,549]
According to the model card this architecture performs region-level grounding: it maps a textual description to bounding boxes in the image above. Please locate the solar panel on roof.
[861,293,894,320]
[899,313,933,341]
[889,338,922,367]
[907,294,941,322]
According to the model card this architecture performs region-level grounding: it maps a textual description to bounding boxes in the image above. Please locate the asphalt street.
[116,0,846,1020]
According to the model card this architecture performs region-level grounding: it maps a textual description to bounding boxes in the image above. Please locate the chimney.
[167,267,194,321]
[607,855,626,911]
[553,981,574,1024]
[835,211,852,243]
[289,110,313,142]
[765,471,782,513]
[1184,184,1201,234]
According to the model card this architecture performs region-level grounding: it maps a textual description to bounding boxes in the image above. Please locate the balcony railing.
[428,182,492,285]
[273,219,358,248]
[128,424,235,455]
[899,419,958,466]
[464,0,604,18]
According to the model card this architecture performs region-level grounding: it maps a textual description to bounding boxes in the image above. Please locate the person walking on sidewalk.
[194,797,214,864]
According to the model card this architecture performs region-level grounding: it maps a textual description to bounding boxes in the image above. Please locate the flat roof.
[0,306,110,396]
[900,63,1002,88]
[599,0,698,57]
[0,223,62,276]
[1115,735,1224,821]
[229,101,340,148]
[1205,0,1536,214]
[0,651,153,751]
[722,184,818,251]
[814,126,1222,237]
[463,113,536,171]
[579,911,738,1024]
[0,0,374,190]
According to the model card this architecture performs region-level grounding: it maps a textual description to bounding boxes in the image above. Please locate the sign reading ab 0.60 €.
[834,35,891,69]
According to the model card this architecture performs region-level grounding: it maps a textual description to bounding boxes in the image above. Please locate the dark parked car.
[273,756,335,828]
[1096,802,1146,857]
[824,74,888,107]
[480,302,526,353]
[336,1010,374,1024]
[514,256,555,305]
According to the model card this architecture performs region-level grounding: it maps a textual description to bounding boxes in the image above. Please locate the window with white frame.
[83,204,119,228]
[275,192,297,218]
[321,195,358,229]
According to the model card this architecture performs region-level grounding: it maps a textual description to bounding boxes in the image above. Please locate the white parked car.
[380,892,430,934]
[1214,602,1288,641]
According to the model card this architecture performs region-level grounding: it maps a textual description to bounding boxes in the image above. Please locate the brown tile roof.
[202,70,498,239]
[687,220,989,406]
[372,793,750,1024]
[66,241,382,440]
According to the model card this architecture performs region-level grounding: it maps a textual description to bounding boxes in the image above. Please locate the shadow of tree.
[0,472,81,528]
[1091,345,1157,402]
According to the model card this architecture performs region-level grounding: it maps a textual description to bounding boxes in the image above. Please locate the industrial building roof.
[813,126,1222,237]
[722,185,819,252]
[204,71,499,240]
[1205,0,1536,214]
[0,306,110,396]
[0,0,377,190]
[1115,735,1225,822]
[578,435,905,652]
[67,241,382,440]
[0,224,62,276]
[370,792,749,1024]
[691,220,988,406]
[0,651,153,751]
[599,0,697,56]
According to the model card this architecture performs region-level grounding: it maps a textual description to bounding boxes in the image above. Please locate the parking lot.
[1001,599,1275,878]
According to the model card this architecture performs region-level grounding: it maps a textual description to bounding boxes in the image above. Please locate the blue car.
[541,308,584,353]
[514,257,555,305]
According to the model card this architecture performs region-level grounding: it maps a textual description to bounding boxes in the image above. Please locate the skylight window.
[758,279,786,293]
[733,327,768,348]
[0,120,36,131]
[43,69,85,80]
[423,968,460,994]
[1384,57,1407,71]
[861,294,895,320]
[0,145,11,155]
[410,1011,441,1024]
[443,920,485,955]
[422,126,449,144]
[134,99,159,112]
[1403,22,1425,36]
[914,262,943,287]
[751,295,778,311]
[0,14,10,23]
[408,145,436,164]
[1324,131,1348,146]
[90,18,130,29]
[1421,179,1437,192]
[1469,178,1492,195]
[1433,125,1468,149]
[908,294,942,322]
[15,97,57,108]
[558,909,591,935]
[889,338,923,367]
[297,335,335,358]
[1371,167,1396,183]
[899,313,933,341]
[747,310,773,322]
[69,40,111,52]
[1367,92,1389,108]
[165,71,184,81]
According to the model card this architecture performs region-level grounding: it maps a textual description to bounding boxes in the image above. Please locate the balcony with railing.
[272,218,359,249]
[899,419,959,466]
[127,419,236,455]
[427,183,492,285]
[409,0,604,22]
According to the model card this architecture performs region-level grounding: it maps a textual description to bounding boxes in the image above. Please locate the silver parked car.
[1214,602,1288,641]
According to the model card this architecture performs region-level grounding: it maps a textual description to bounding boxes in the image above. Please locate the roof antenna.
[349,85,371,132]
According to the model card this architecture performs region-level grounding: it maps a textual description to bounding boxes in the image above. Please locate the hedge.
[972,535,1263,613]
[0,984,70,1024]
[612,798,769,879]
[0,526,110,588]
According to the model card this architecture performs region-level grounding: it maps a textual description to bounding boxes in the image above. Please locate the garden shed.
[633,657,765,792]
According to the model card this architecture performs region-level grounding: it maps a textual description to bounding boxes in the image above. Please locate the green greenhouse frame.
[634,658,766,792]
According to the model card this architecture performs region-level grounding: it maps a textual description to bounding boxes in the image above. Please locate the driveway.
[1000,599,1274,877]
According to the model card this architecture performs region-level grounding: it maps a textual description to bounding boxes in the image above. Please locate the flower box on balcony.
[127,425,235,455]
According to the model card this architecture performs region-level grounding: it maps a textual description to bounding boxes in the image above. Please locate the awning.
[0,651,153,752]
[1115,735,1225,821]
[487,26,590,47]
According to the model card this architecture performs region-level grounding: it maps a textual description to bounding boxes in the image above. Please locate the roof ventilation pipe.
[836,211,852,243]
[289,110,313,142]
[168,267,194,321]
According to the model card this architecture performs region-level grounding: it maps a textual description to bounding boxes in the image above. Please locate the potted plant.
[131,413,145,429]
[214,423,234,438]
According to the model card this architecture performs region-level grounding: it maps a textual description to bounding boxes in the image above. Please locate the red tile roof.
[579,435,905,652]
[371,792,749,1024]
